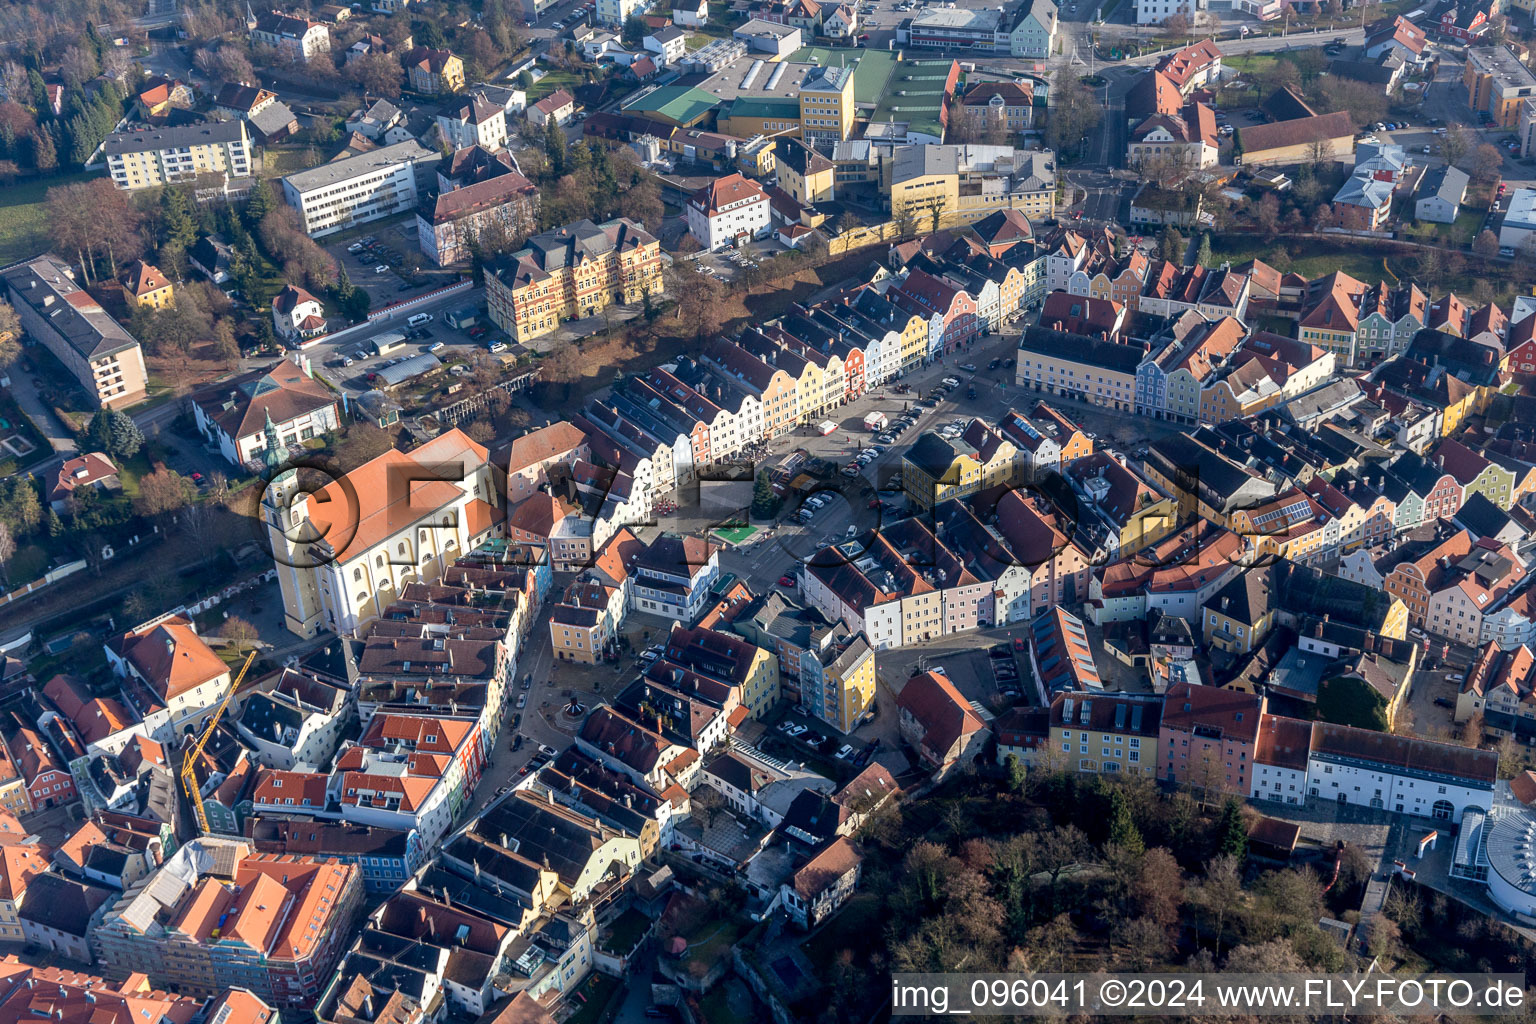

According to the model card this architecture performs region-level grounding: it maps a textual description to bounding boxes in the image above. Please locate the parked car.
[427,341,445,352]
[1434,697,1455,709]
[835,744,854,760]
[374,265,389,274]
[516,693,527,709]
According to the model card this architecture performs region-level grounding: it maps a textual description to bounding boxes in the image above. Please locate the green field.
[529,69,581,101]
[1429,209,1486,248]
[0,171,97,265]
[1210,237,1402,285]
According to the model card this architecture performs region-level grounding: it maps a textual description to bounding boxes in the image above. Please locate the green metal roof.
[725,96,802,119]
[873,58,953,139]
[788,46,898,104]
[622,85,718,126]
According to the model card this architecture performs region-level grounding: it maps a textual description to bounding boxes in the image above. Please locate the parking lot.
[684,237,781,282]
[328,221,430,303]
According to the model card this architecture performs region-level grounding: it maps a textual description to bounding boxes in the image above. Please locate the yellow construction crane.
[180,649,256,835]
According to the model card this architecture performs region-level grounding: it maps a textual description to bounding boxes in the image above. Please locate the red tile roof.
[896,671,985,761]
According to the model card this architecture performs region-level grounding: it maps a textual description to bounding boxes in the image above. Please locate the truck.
[371,330,408,358]
[863,411,888,431]
[445,306,480,329]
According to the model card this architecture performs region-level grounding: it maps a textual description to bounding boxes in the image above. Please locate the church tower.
[261,412,324,637]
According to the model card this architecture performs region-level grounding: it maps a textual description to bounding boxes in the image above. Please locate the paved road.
[464,593,579,817]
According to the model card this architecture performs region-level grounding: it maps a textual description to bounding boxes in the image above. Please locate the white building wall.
[1305,755,1491,824]
[1250,762,1307,804]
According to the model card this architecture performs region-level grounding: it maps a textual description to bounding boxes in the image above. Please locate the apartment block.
[2,254,148,408]
[1464,46,1536,128]
[94,839,363,1009]
[485,218,662,343]
[280,140,440,238]
[102,121,251,192]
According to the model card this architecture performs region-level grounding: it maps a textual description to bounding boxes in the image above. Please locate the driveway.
[7,360,76,461]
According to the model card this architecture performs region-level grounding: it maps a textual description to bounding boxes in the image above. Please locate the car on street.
[959,363,976,372]
[778,574,796,587]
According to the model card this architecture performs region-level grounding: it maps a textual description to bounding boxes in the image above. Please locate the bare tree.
[219,614,259,653]
[1253,192,1281,240]
[102,47,134,84]
[1441,123,1472,169]
[1195,854,1243,956]
[0,300,19,369]
[1467,143,1504,188]
[0,521,13,585]
[134,468,196,521]
[1133,848,1185,929]
[0,63,29,104]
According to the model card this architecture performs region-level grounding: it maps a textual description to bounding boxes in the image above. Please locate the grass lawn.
[529,70,581,101]
[1210,237,1401,284]
[562,975,622,1024]
[697,978,762,1024]
[262,147,320,177]
[683,919,745,970]
[115,452,156,499]
[0,171,97,265]
[1430,209,1485,248]
[802,892,879,965]
[599,907,653,954]
[1223,54,1279,76]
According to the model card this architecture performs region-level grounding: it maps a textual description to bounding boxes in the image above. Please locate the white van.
[407,312,434,327]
